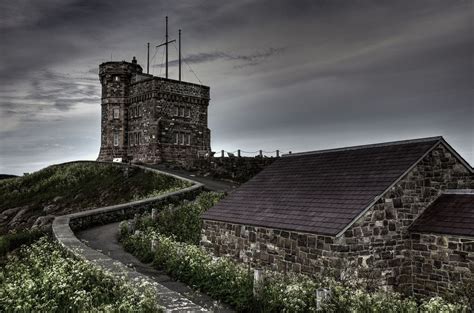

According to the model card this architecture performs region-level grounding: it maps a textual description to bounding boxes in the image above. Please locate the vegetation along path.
[76,170,236,312]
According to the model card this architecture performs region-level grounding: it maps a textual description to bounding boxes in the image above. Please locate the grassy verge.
[0,162,190,233]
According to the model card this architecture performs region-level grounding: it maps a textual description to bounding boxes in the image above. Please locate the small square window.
[113,108,120,119]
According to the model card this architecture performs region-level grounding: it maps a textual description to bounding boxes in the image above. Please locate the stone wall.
[201,143,473,298]
[186,156,278,183]
[201,220,339,273]
[409,232,473,298]
[69,186,203,231]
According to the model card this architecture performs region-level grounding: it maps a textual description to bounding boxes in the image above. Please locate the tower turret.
[97,59,142,161]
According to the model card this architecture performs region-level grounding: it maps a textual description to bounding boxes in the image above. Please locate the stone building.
[201,136,474,298]
[97,57,211,165]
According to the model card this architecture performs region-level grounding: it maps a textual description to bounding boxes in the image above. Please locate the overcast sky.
[0,0,472,175]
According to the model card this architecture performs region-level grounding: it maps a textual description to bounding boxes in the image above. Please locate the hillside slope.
[0,162,188,234]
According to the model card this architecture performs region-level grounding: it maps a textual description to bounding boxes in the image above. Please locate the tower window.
[186,134,191,145]
[113,132,119,146]
[181,133,185,145]
[186,108,191,118]
[174,132,179,144]
[180,107,185,117]
[114,76,120,82]
[113,108,120,119]
[175,106,179,116]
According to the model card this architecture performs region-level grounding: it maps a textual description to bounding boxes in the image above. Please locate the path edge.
[52,161,208,312]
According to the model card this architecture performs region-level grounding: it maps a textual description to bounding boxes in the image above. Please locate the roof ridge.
[443,189,474,195]
[284,136,443,157]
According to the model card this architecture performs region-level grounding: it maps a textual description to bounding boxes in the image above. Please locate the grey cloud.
[1,0,473,175]
[156,47,285,69]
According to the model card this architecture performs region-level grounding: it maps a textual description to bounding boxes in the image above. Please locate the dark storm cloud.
[159,47,285,68]
[0,0,472,175]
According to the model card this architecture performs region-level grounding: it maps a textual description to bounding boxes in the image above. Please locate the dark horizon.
[1,0,472,175]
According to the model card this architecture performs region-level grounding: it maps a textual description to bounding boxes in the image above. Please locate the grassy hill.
[0,162,189,234]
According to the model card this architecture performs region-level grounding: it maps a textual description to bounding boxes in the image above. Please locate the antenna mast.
[156,16,175,79]
[166,16,168,78]
[179,29,182,81]
[146,42,150,74]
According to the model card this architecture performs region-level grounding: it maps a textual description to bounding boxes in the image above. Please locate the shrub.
[0,229,43,257]
[136,191,225,244]
[0,237,160,312]
[123,231,255,311]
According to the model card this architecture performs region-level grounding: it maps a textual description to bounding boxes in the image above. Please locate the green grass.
[0,162,190,234]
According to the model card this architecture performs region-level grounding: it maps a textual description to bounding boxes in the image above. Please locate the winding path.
[75,168,237,312]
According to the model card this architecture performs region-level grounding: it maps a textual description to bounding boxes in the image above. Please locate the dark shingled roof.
[410,192,474,236]
[202,137,445,236]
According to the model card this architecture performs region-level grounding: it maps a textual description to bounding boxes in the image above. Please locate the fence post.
[151,208,158,221]
[316,288,331,310]
[253,269,264,298]
[276,150,280,157]
[128,220,136,234]
[221,150,225,158]
[151,239,158,252]
[237,149,241,157]
[259,150,263,157]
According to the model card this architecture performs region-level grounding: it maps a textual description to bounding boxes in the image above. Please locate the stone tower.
[97,58,142,161]
[97,57,211,165]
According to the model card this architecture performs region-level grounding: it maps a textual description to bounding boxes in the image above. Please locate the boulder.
[32,215,55,232]
[43,204,57,214]
[0,207,22,217]
[8,207,29,227]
